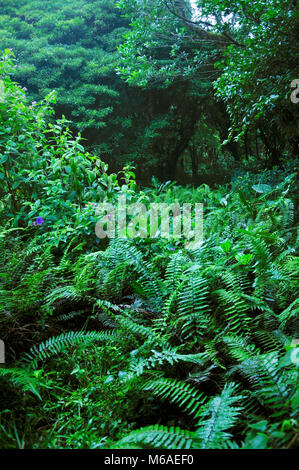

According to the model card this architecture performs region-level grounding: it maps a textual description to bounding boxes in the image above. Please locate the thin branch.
[162,0,245,47]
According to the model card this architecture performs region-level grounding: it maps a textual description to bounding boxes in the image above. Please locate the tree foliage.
[117,0,299,163]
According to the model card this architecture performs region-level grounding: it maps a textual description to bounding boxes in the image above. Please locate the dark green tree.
[0,0,129,133]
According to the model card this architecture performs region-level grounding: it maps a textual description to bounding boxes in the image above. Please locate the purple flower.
[36,217,44,226]
[32,101,37,106]
[170,247,176,251]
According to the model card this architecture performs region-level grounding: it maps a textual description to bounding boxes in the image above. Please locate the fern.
[117,315,159,343]
[111,424,195,449]
[222,334,259,363]
[0,367,41,399]
[164,252,190,289]
[194,382,243,449]
[228,352,297,416]
[214,271,252,335]
[45,285,85,306]
[57,309,90,322]
[279,299,299,333]
[111,383,242,449]
[25,330,120,365]
[143,377,206,419]
[176,273,211,341]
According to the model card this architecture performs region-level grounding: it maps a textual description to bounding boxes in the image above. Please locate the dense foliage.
[117,0,299,165]
[2,0,298,183]
[0,0,223,182]
[0,0,298,452]
[0,0,128,132]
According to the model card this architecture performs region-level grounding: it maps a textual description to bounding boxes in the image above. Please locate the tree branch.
[162,0,245,48]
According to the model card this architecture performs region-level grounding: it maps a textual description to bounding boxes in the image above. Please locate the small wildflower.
[36,217,44,226]
[32,101,37,106]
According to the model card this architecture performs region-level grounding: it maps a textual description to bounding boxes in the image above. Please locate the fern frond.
[45,285,84,305]
[143,377,206,419]
[111,424,195,449]
[165,252,190,289]
[195,382,243,449]
[253,330,286,355]
[215,288,251,334]
[279,299,299,332]
[176,274,211,340]
[222,335,259,362]
[25,330,120,365]
[229,352,297,416]
[117,315,158,343]
[57,309,89,322]
[0,367,41,399]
